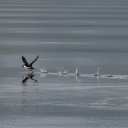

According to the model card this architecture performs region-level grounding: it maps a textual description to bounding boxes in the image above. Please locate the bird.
[75,68,80,76]
[40,68,48,73]
[94,68,100,76]
[62,70,69,75]
[22,55,39,72]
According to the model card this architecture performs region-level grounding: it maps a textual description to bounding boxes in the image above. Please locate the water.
[0,0,128,127]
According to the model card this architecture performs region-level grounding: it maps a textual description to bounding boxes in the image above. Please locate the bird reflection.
[22,73,37,83]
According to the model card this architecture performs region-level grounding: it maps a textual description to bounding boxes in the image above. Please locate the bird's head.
[22,64,25,67]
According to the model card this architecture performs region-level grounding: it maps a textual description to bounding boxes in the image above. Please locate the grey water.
[0,0,128,127]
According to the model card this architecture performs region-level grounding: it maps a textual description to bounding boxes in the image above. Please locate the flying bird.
[22,55,39,71]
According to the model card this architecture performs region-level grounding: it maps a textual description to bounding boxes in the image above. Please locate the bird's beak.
[28,69,29,71]
[22,65,23,67]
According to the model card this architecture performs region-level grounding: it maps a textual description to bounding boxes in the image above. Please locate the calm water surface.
[0,0,128,128]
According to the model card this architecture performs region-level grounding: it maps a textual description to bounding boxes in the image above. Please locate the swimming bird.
[75,68,80,75]
[22,55,39,72]
[94,68,100,76]
[40,68,48,73]
[62,70,69,75]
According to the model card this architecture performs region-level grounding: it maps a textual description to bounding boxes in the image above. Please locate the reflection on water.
[22,73,38,84]
[21,81,39,114]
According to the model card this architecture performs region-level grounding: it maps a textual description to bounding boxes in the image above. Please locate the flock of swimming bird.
[21,55,128,83]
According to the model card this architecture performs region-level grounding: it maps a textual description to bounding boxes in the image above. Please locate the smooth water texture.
[0,0,128,128]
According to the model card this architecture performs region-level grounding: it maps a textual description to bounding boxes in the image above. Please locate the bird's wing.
[30,55,39,66]
[22,56,29,66]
